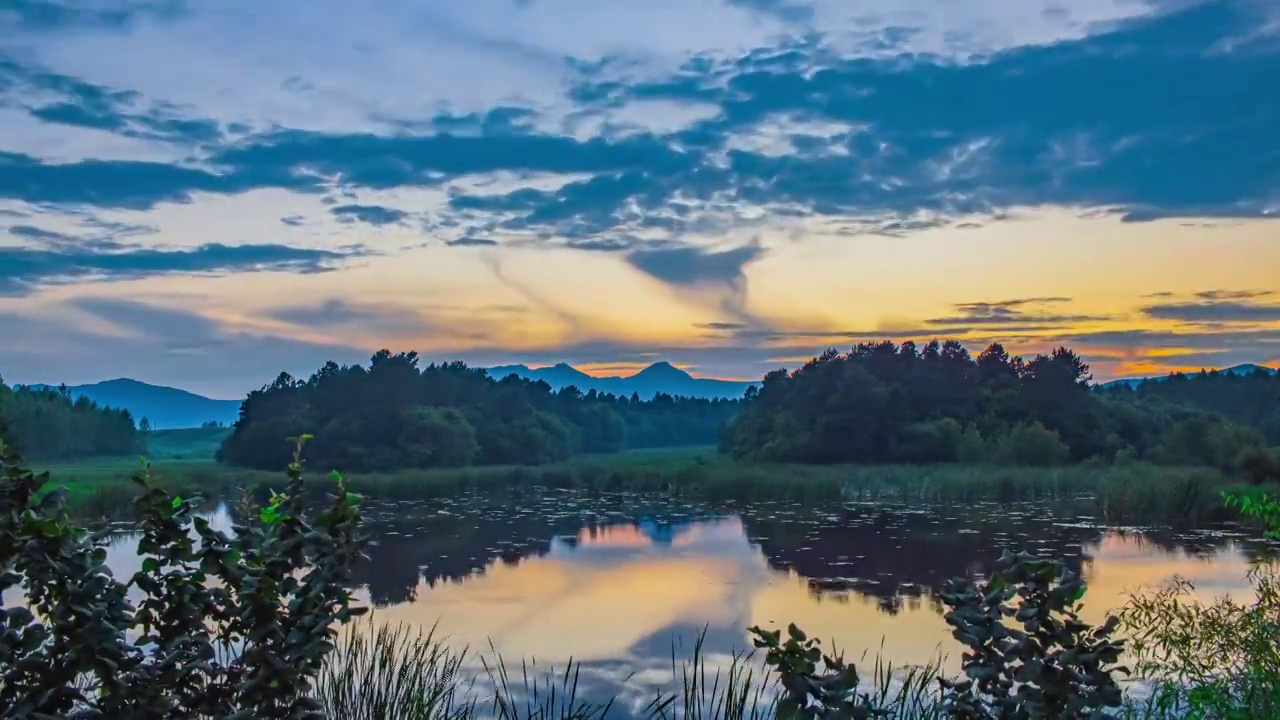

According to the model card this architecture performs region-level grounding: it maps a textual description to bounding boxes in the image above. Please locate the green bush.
[1119,490,1280,719]
[0,435,366,718]
[899,418,964,463]
[939,551,1127,718]
[993,422,1071,467]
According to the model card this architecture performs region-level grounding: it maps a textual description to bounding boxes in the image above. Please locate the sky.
[1,0,1278,398]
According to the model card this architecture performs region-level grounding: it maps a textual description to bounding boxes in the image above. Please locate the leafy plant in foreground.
[1223,489,1280,540]
[1121,569,1280,720]
[747,622,888,718]
[0,434,366,718]
[1115,489,1280,719]
[938,550,1128,719]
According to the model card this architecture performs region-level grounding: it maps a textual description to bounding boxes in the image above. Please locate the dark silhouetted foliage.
[0,376,143,460]
[0,435,366,718]
[939,550,1128,718]
[723,341,1264,469]
[1100,366,1280,444]
[217,351,741,472]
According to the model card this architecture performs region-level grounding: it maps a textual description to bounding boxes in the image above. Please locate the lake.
[68,489,1280,713]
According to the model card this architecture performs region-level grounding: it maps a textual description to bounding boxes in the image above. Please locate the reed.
[39,450,1243,527]
[313,619,955,720]
[316,619,477,720]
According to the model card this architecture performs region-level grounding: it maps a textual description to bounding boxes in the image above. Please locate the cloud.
[0,150,313,209]
[952,297,1072,313]
[446,236,499,247]
[1,298,370,397]
[1,0,1273,237]
[0,241,355,295]
[329,203,408,226]
[1140,299,1280,323]
[481,254,583,337]
[0,1,184,32]
[626,243,763,287]
[267,298,431,336]
[4,0,1280,389]
[1194,289,1274,301]
[0,55,224,148]
[8,224,68,241]
[925,296,1108,327]
[695,321,750,331]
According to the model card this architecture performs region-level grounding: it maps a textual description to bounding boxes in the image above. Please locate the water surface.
[72,490,1280,710]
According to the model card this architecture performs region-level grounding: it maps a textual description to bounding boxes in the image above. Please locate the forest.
[6,342,1277,475]
[1100,367,1280,445]
[720,340,1272,470]
[216,351,741,471]
[0,377,143,460]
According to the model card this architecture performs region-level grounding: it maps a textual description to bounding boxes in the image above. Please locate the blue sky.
[2,0,1278,397]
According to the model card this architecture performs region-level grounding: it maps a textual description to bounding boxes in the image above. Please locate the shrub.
[1122,567,1280,719]
[1238,447,1280,485]
[0,434,366,718]
[938,550,1128,718]
[899,418,964,463]
[993,422,1071,467]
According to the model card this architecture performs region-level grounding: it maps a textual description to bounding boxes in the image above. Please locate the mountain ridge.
[25,378,243,430]
[22,361,755,430]
[484,361,755,399]
[1099,363,1278,389]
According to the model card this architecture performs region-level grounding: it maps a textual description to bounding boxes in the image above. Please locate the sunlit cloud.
[1,0,1278,390]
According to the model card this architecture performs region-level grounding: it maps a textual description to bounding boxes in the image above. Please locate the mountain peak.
[25,378,243,429]
[1223,363,1277,375]
[633,361,690,379]
[551,362,590,377]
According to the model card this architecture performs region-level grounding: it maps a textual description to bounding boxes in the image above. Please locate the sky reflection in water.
[85,492,1273,711]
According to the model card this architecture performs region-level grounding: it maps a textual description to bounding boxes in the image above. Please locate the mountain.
[26,379,242,430]
[1100,363,1278,389]
[486,361,755,400]
[19,360,753,430]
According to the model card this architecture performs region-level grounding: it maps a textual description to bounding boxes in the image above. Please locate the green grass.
[30,448,1260,526]
[144,426,233,460]
[33,456,241,515]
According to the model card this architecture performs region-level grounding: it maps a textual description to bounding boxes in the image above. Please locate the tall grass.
[39,449,1245,527]
[313,619,952,719]
[316,620,477,719]
[647,632,774,720]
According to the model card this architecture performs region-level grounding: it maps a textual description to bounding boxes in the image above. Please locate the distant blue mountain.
[486,361,755,400]
[26,379,241,430]
[19,360,753,431]
[1100,363,1278,389]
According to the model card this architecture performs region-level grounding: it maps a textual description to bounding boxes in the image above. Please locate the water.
[30,489,1280,711]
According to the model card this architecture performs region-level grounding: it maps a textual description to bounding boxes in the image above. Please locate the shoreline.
[33,447,1268,526]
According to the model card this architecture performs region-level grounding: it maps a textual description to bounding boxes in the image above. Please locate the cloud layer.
[1,0,1278,391]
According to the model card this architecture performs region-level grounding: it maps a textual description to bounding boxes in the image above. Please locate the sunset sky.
[2,0,1278,398]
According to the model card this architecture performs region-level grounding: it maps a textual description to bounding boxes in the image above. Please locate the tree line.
[0,377,142,460]
[721,340,1269,470]
[1099,367,1280,444]
[217,350,740,471]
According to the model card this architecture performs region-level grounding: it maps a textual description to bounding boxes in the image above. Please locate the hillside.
[486,361,755,400]
[28,379,242,430]
[1100,363,1278,389]
[145,426,234,460]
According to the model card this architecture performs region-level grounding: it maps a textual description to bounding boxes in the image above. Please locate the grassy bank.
[144,426,233,459]
[33,447,1263,526]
